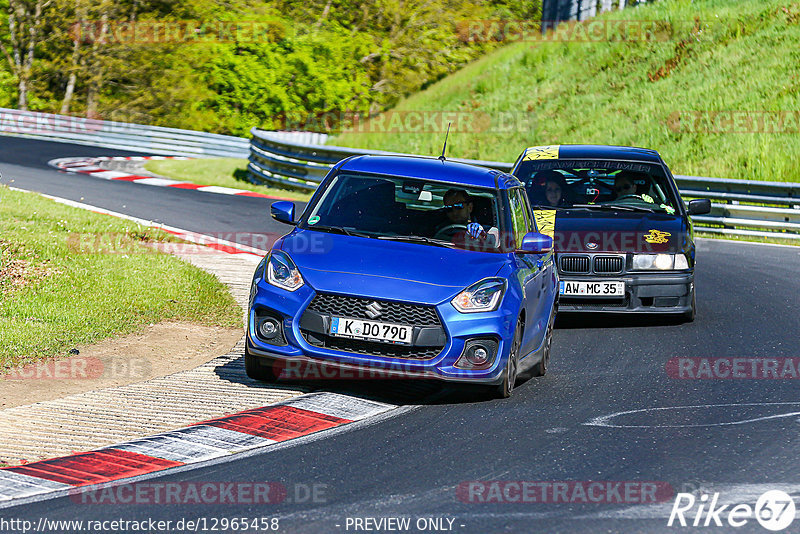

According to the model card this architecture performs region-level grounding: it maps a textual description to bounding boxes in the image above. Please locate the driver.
[613,173,637,199]
[434,188,489,241]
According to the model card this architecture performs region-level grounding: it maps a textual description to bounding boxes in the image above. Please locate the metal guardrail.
[0,107,251,158]
[249,128,800,241]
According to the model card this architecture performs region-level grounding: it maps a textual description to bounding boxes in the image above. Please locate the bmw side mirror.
[270,201,296,225]
[688,199,711,215]
[518,232,553,254]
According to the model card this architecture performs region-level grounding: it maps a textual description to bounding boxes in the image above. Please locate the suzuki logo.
[365,301,383,319]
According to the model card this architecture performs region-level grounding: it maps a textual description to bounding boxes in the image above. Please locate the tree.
[0,0,52,110]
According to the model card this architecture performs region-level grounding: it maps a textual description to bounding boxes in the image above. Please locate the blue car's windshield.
[514,159,680,214]
[301,173,504,252]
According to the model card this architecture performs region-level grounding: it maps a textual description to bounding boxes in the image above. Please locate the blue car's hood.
[280,230,505,304]
[551,210,686,253]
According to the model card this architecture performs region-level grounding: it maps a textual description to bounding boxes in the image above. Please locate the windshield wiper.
[313,225,371,238]
[377,235,457,248]
[571,204,656,213]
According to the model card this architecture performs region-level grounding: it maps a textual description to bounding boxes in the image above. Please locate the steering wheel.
[434,224,467,240]
[614,194,641,201]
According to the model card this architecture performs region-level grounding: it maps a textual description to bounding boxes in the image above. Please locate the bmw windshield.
[515,159,681,215]
[299,173,506,253]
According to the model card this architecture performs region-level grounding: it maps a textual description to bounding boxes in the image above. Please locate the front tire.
[532,311,554,377]
[496,320,522,398]
[244,347,278,382]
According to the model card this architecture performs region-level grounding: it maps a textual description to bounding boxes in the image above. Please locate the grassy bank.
[144,158,313,202]
[333,0,800,182]
[0,187,241,372]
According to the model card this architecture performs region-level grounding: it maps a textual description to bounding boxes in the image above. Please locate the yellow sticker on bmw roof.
[533,209,557,239]
[523,145,560,161]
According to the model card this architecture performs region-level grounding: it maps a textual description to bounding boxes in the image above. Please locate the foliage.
[0,0,539,135]
[333,0,800,182]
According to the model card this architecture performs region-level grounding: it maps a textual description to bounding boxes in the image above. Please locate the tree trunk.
[60,0,84,114]
[2,0,51,111]
[85,11,107,119]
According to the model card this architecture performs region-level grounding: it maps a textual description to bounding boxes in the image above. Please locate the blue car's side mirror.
[270,201,296,225]
[518,232,553,254]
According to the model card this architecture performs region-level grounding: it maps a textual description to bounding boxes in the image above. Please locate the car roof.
[520,144,662,163]
[338,154,521,189]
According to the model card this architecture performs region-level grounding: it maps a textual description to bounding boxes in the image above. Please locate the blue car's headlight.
[452,278,506,313]
[266,251,304,291]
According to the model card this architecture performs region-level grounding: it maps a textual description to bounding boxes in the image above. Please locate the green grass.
[332,0,800,182]
[696,232,800,247]
[0,186,242,373]
[144,158,313,202]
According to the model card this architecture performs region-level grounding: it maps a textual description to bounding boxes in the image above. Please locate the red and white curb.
[48,156,275,199]
[0,392,395,504]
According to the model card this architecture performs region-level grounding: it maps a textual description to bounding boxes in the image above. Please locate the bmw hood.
[279,230,505,304]
[545,210,687,253]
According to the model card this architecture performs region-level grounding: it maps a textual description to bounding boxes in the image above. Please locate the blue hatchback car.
[246,155,558,397]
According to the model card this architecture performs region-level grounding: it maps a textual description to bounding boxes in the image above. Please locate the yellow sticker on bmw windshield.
[644,229,671,244]
[533,209,557,239]
[523,145,560,161]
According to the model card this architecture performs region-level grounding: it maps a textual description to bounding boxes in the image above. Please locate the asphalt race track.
[2,136,800,533]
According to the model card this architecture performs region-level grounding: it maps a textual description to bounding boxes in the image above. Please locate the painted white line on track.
[585,402,800,429]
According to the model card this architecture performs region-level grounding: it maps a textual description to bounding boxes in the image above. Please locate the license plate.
[559,280,625,297]
[329,317,412,344]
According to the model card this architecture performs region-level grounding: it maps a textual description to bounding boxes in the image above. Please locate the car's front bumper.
[557,272,693,314]
[246,280,521,385]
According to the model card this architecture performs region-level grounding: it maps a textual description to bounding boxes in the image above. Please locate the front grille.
[302,333,441,360]
[593,255,624,273]
[301,293,444,360]
[561,255,590,273]
[306,293,441,326]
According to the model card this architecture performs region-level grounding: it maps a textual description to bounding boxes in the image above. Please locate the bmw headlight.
[266,251,304,291]
[632,253,689,271]
[452,278,506,313]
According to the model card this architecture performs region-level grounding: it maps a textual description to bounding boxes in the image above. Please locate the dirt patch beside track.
[0,322,243,409]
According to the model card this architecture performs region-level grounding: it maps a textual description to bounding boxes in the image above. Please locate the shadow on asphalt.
[213,355,449,406]
[555,312,688,329]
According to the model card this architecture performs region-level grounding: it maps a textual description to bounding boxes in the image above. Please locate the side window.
[508,188,530,247]
[518,189,534,233]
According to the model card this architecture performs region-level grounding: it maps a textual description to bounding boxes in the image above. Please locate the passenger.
[543,173,571,207]
[527,170,570,207]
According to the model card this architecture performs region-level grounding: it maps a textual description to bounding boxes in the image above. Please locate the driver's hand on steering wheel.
[467,222,486,239]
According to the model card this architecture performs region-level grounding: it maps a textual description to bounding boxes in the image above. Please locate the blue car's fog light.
[455,338,499,370]
[259,318,279,339]
[254,311,286,346]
